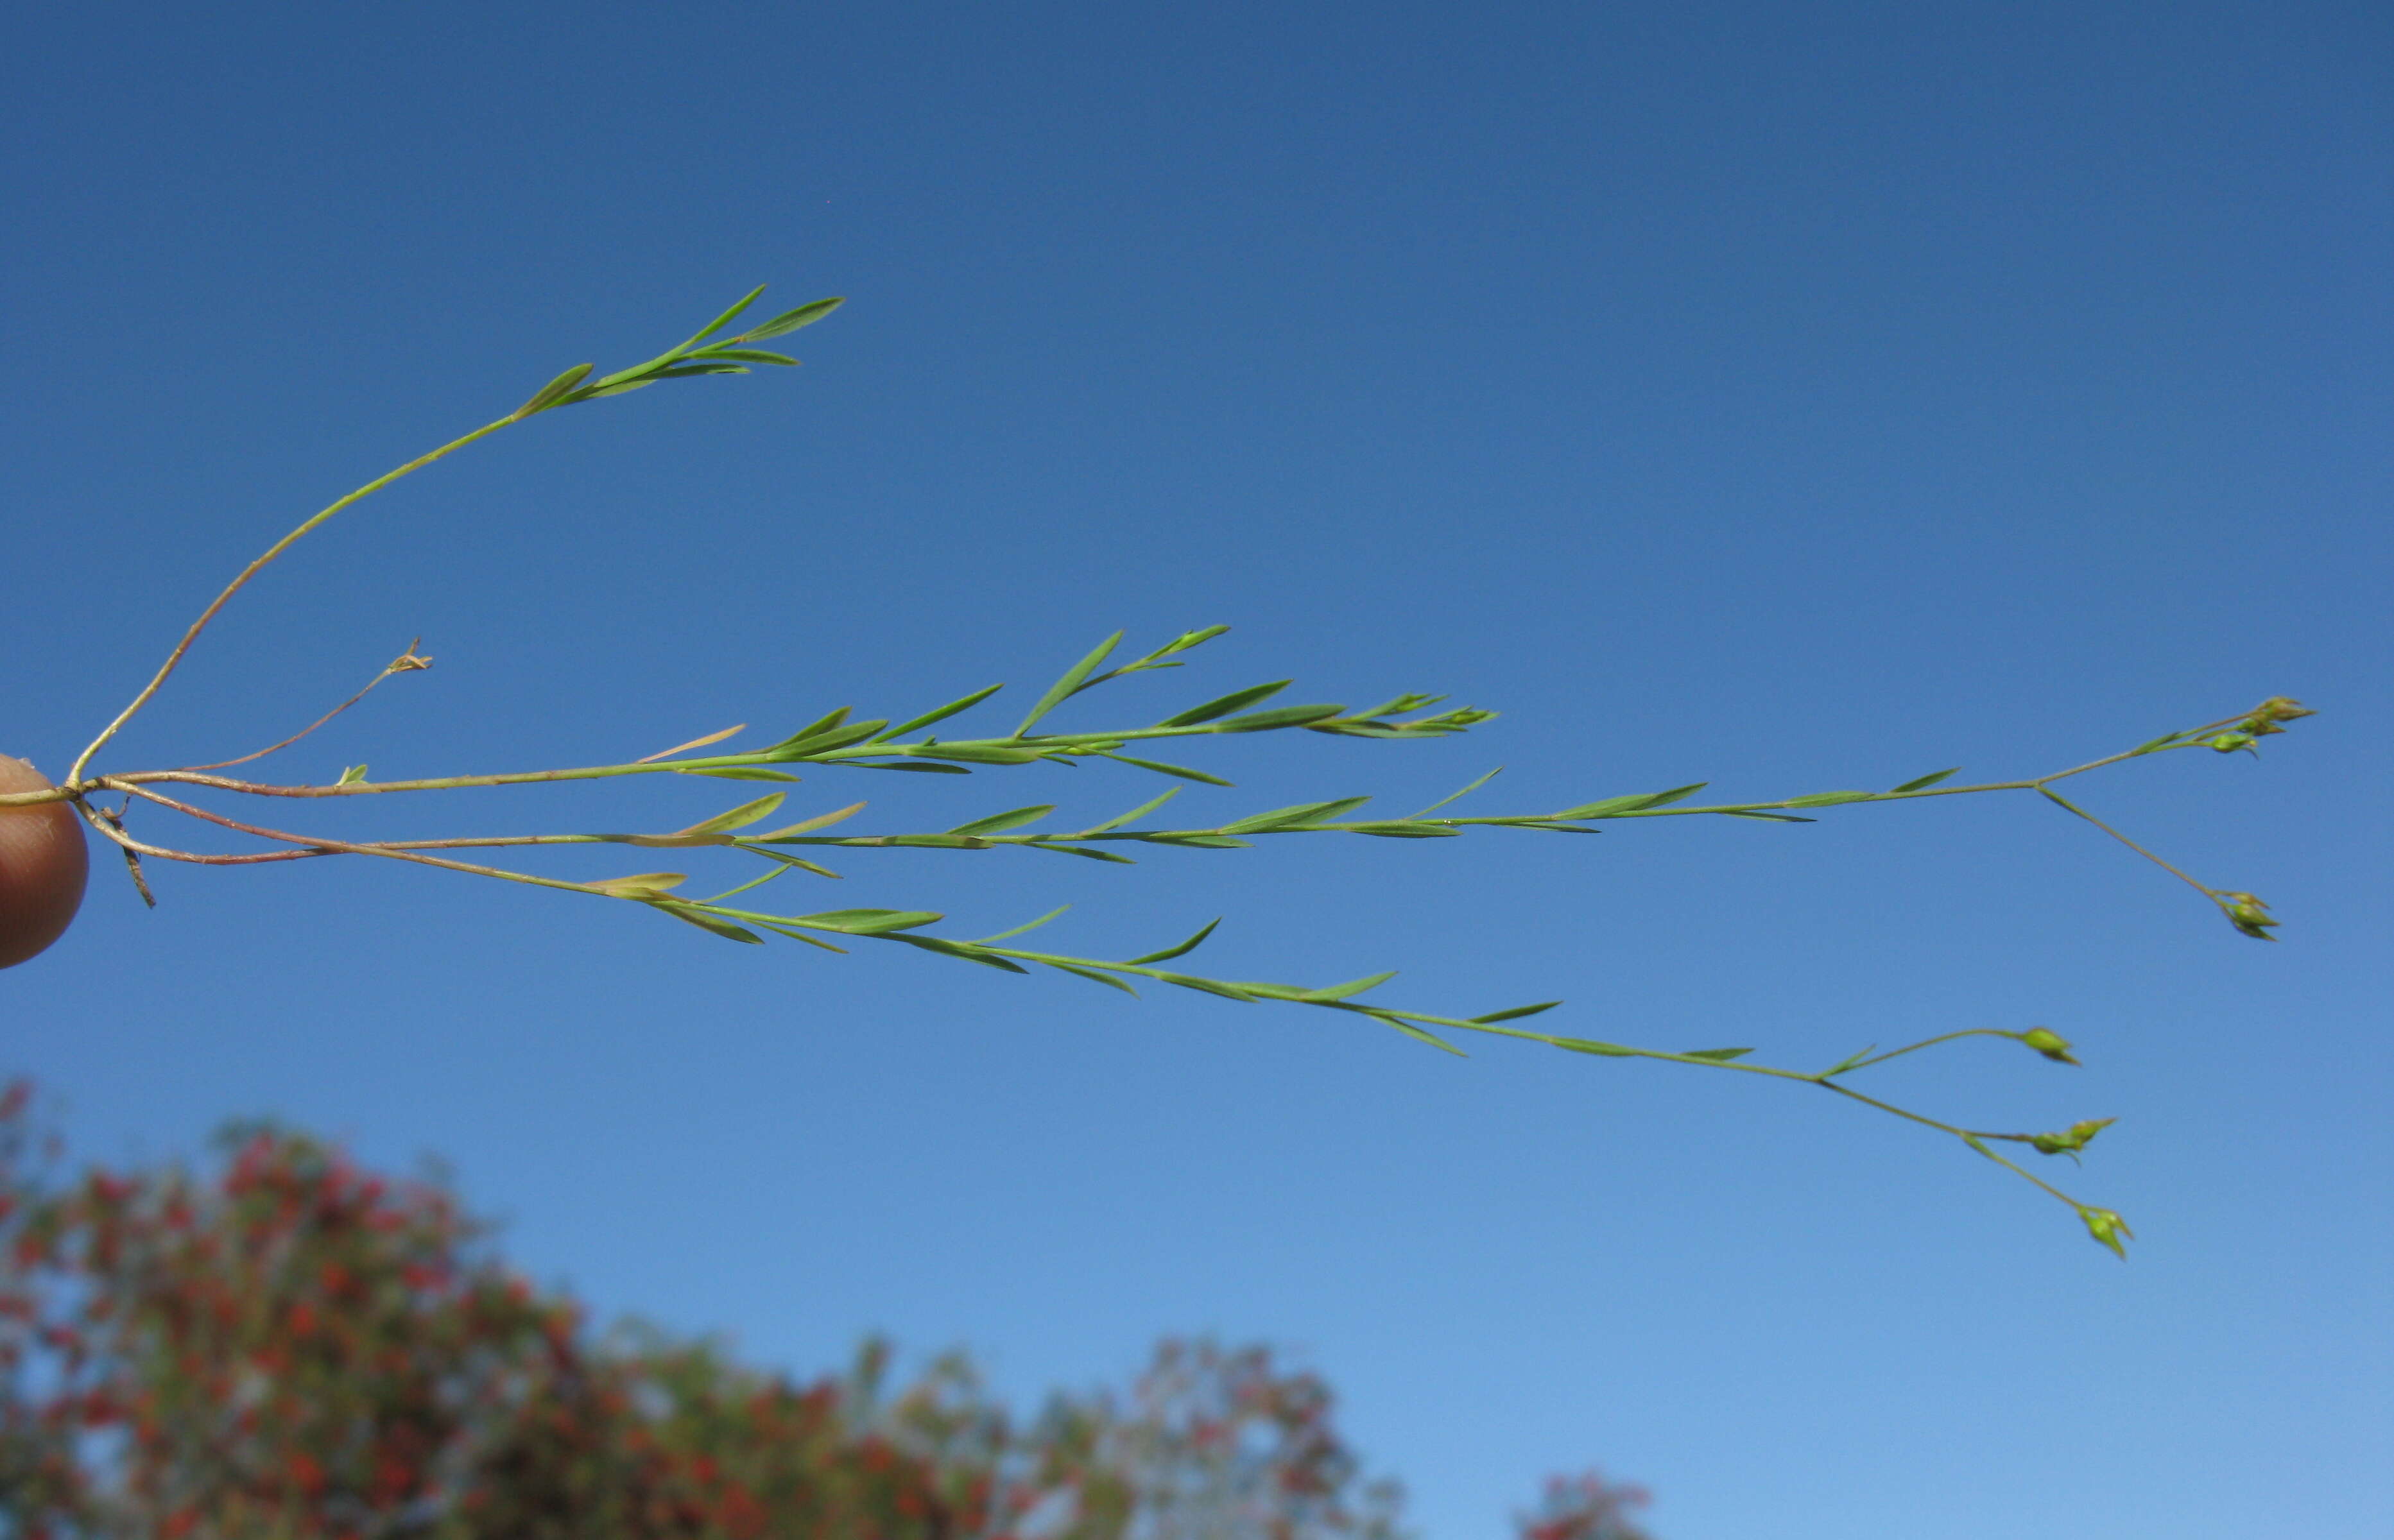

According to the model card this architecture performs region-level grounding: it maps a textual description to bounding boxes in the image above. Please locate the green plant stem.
[67,416,521,787]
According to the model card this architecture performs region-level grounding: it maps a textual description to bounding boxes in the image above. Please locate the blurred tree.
[0,1085,1649,1540]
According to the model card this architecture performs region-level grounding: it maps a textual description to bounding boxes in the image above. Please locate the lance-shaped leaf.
[1891,767,1962,793]
[1216,703,1345,732]
[1025,843,1137,863]
[1220,798,1372,835]
[1551,1037,1636,1057]
[736,295,845,341]
[1158,681,1292,728]
[1076,786,1180,835]
[1125,918,1221,965]
[1411,767,1503,818]
[1045,961,1141,996]
[888,934,1030,973]
[751,802,866,839]
[1559,785,1709,819]
[1299,972,1398,1002]
[1014,632,1123,736]
[1374,1015,1466,1056]
[673,283,770,352]
[906,742,1047,765]
[1101,753,1234,786]
[1151,972,1259,1002]
[687,347,800,366]
[790,908,944,935]
[976,906,1071,944]
[583,873,689,897]
[513,362,594,419]
[1781,790,1876,809]
[1345,821,1464,839]
[754,922,849,952]
[651,902,765,945]
[871,683,1004,742]
[678,767,804,782]
[672,793,786,838]
[947,805,1055,837]
[1470,1000,1563,1024]
[1818,1044,1879,1077]
[638,724,746,763]
[766,721,888,759]
[1679,1047,1754,1062]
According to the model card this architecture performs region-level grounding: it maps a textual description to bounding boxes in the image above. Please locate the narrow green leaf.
[1781,790,1876,809]
[948,805,1056,837]
[888,934,1031,972]
[1126,918,1221,965]
[1151,972,1259,1002]
[652,902,765,945]
[737,296,845,341]
[976,906,1071,943]
[686,347,799,366]
[1220,797,1372,835]
[1101,753,1234,787]
[885,834,988,848]
[1345,821,1464,838]
[753,802,866,839]
[1559,785,1709,818]
[1377,1016,1467,1056]
[1819,1044,1878,1076]
[1215,704,1346,733]
[583,872,689,896]
[1300,971,1399,1002]
[1552,1037,1635,1057]
[1411,766,1503,818]
[514,362,595,418]
[1076,785,1180,835]
[1046,962,1140,996]
[338,764,368,785]
[907,742,1046,765]
[871,683,1004,742]
[669,793,786,838]
[1158,681,1292,728]
[766,721,888,759]
[1890,767,1963,794]
[1470,1001,1563,1024]
[843,760,974,774]
[675,767,804,782]
[648,363,752,379]
[581,379,659,400]
[1015,632,1124,736]
[770,707,850,746]
[1147,834,1250,848]
[755,922,848,952]
[1718,810,1814,822]
[1679,1047,1755,1062]
[748,850,843,878]
[674,284,769,352]
[1024,843,1137,863]
[793,908,944,934]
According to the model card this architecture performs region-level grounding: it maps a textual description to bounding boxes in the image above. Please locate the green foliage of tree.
[0,1086,1648,1539]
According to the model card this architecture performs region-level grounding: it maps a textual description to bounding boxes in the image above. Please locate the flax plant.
[0,287,2316,1256]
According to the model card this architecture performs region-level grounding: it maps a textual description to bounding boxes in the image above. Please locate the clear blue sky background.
[3,4,2387,1536]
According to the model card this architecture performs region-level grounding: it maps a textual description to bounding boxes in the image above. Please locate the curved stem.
[70,416,518,785]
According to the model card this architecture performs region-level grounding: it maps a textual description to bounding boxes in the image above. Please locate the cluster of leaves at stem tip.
[15,286,2318,1260]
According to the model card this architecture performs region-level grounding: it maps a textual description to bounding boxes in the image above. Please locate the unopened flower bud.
[2020,1027,2080,1065]
[2219,892,2279,940]
[2208,732,2257,755]
[2030,1117,2117,1156]
[2079,1206,2133,1259]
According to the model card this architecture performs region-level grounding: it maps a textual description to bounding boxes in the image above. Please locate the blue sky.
[3,4,2387,1535]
